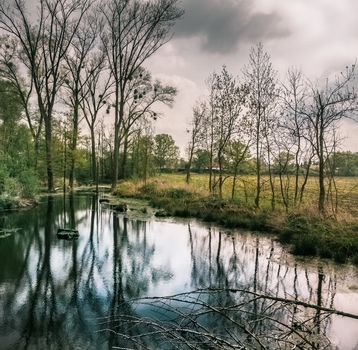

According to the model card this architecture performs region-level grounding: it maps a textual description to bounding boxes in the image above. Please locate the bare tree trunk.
[69,107,79,190]
[278,154,290,210]
[279,171,288,210]
[231,167,238,200]
[121,132,129,179]
[299,157,312,205]
[318,120,325,214]
[218,151,223,199]
[208,128,214,193]
[266,140,275,210]
[294,137,301,206]
[255,124,261,208]
[34,138,40,170]
[112,89,121,190]
[186,147,194,184]
[44,116,54,192]
[90,128,96,183]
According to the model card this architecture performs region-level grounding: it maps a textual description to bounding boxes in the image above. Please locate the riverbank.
[113,177,358,265]
[0,196,37,212]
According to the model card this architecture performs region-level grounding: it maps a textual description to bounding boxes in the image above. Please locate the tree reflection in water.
[0,195,357,349]
[0,195,168,349]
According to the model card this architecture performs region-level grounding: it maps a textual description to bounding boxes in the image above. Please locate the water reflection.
[0,195,357,349]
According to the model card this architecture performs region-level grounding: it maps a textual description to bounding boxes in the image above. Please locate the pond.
[0,194,358,349]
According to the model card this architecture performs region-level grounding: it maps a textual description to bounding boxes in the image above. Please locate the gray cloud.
[175,0,290,53]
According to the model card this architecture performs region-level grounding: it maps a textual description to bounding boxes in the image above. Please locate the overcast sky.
[147,0,358,153]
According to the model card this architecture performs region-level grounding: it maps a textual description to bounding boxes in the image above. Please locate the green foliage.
[272,152,295,175]
[0,196,16,210]
[0,79,39,201]
[0,164,38,199]
[331,151,358,176]
[0,163,8,194]
[154,134,179,172]
[192,149,210,172]
[291,234,318,256]
[164,188,193,199]
[3,177,22,197]
[18,169,40,198]
[224,140,251,173]
[130,135,155,180]
[0,80,22,126]
[277,213,358,263]
[138,183,158,196]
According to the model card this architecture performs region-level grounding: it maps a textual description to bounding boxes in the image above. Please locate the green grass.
[114,173,358,265]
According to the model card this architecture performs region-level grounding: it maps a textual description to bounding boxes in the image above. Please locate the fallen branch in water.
[203,287,358,320]
[98,287,342,349]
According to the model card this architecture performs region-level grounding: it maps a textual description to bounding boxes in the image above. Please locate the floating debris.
[57,228,79,240]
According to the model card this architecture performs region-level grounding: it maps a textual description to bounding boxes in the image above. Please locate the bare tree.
[100,0,183,190]
[243,43,277,208]
[225,139,251,200]
[63,13,100,190]
[204,74,217,194]
[272,137,294,210]
[212,67,246,199]
[280,68,308,206]
[0,0,92,191]
[186,101,206,184]
[262,98,279,209]
[80,52,113,183]
[118,67,177,179]
[302,65,358,213]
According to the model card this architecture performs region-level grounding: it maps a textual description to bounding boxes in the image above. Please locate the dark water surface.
[0,194,358,349]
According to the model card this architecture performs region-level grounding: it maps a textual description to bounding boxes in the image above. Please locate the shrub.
[138,183,158,196]
[164,188,193,199]
[18,169,39,198]
[0,164,8,194]
[4,177,22,197]
[0,195,16,210]
[292,234,317,256]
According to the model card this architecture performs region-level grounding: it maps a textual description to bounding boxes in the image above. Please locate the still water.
[0,194,358,349]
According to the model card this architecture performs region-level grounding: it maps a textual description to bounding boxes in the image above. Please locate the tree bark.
[318,109,325,214]
[44,115,54,192]
[69,105,79,190]
[111,87,121,191]
[90,128,96,183]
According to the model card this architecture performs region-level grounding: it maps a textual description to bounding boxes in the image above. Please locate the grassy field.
[116,173,358,215]
[114,173,358,264]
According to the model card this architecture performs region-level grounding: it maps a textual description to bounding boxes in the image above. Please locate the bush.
[138,183,158,196]
[292,234,317,256]
[164,188,193,199]
[0,163,39,199]
[0,195,16,210]
[0,164,8,194]
[18,169,39,198]
[4,177,22,197]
